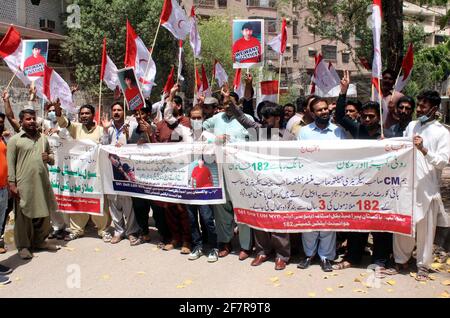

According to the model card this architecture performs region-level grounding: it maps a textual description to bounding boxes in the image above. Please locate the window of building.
[308,48,317,57]
[342,52,350,64]
[293,44,299,61]
[218,0,227,8]
[435,35,447,45]
[321,45,337,61]
[293,20,298,36]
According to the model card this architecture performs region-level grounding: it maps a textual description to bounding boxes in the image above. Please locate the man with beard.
[100,102,141,246]
[224,85,292,270]
[7,109,58,259]
[333,71,394,273]
[393,90,450,281]
[389,96,415,137]
[55,102,112,242]
[296,97,347,272]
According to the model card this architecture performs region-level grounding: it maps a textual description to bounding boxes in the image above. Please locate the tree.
[404,40,450,97]
[61,0,177,100]
[182,15,232,98]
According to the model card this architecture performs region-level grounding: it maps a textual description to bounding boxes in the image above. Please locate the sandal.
[128,235,142,246]
[415,267,429,282]
[102,232,112,243]
[332,260,352,270]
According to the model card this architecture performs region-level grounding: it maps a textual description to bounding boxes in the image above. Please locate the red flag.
[394,43,414,92]
[233,68,244,98]
[200,64,211,96]
[40,65,76,113]
[163,66,175,94]
[101,37,107,81]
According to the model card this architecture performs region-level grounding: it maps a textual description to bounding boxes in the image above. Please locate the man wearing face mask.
[334,71,394,274]
[393,90,450,281]
[296,97,347,272]
[389,96,415,137]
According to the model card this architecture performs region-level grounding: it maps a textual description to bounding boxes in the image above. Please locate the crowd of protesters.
[0,69,448,286]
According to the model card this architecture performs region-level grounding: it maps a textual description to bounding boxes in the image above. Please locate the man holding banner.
[54,101,112,242]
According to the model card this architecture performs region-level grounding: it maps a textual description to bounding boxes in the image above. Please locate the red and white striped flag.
[124,20,156,97]
[267,18,287,55]
[371,0,383,101]
[0,26,31,86]
[100,37,119,91]
[233,68,244,99]
[259,80,278,103]
[189,6,201,58]
[37,65,76,113]
[213,60,228,87]
[160,0,191,40]
[394,43,414,92]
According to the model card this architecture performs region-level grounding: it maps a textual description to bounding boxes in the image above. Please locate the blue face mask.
[47,111,56,122]
[418,108,435,124]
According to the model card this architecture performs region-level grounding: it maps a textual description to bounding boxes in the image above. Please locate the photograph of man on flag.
[232,19,264,69]
[21,39,48,79]
[117,67,145,111]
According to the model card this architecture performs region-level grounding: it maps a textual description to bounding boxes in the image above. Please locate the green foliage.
[62,0,177,99]
[404,40,450,97]
[404,24,427,52]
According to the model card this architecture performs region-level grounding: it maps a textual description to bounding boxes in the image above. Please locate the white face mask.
[47,111,56,122]
[191,119,203,131]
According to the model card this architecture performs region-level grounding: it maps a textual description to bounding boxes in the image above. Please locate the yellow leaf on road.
[326,287,333,292]
[308,292,316,297]
[136,271,146,276]
[442,280,450,286]
[386,289,394,293]
[184,279,193,285]
[270,277,279,283]
[429,275,436,281]
[337,284,344,288]
[176,285,186,289]
[354,277,362,283]
[360,273,367,277]
[409,272,416,278]
[330,273,338,276]
[64,247,75,251]
[353,289,367,294]
[440,291,449,298]
[431,263,443,270]
[273,283,281,287]
[386,280,396,286]
[101,274,111,281]
[285,271,294,277]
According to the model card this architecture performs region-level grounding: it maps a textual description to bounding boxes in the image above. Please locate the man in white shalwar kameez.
[393,90,450,281]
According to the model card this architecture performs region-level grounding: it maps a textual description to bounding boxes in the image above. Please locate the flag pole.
[193,57,198,101]
[5,69,19,91]
[277,54,283,103]
[390,70,402,105]
[377,77,384,138]
[98,80,103,120]
[210,66,215,91]
[144,18,162,77]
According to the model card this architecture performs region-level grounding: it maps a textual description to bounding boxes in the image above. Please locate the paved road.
[1,168,449,298]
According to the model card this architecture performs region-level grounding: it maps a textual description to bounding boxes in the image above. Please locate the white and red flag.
[160,0,191,40]
[213,59,228,87]
[233,68,244,99]
[189,6,201,57]
[312,54,336,95]
[328,62,341,86]
[124,20,156,97]
[371,0,383,101]
[195,67,202,93]
[0,26,31,86]
[267,18,287,55]
[37,65,76,113]
[259,80,278,103]
[394,43,414,92]
[100,37,119,91]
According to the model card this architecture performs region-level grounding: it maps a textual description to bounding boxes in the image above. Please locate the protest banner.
[98,143,226,205]
[223,139,415,235]
[48,137,103,215]
[232,19,264,69]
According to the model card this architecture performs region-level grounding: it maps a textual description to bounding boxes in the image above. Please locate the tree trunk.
[382,0,404,74]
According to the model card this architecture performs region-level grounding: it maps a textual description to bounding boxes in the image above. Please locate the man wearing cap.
[198,97,219,120]
[23,42,47,78]
[232,22,262,64]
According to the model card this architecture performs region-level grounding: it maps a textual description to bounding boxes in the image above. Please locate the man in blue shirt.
[297,97,346,272]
